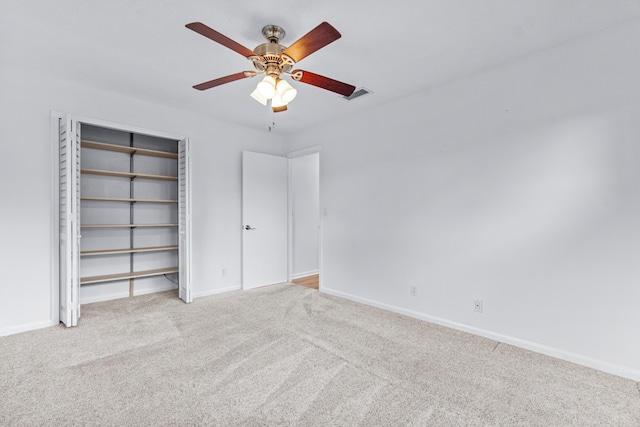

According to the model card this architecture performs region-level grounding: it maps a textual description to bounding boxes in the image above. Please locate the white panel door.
[59,117,81,326]
[242,151,288,289]
[178,138,192,303]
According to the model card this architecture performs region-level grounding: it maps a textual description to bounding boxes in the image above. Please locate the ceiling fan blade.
[186,22,258,58]
[193,72,254,91]
[282,22,341,63]
[290,70,356,97]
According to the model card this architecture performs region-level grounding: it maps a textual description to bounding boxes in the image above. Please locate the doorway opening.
[289,151,320,290]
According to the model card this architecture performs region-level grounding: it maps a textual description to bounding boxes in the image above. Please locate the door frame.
[50,111,191,325]
[287,146,323,290]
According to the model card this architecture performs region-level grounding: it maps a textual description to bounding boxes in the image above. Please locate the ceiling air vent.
[343,87,373,101]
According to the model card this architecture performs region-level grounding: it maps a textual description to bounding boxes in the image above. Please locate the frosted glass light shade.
[276,79,297,104]
[271,91,285,107]
[250,89,268,105]
[271,90,288,112]
[256,75,276,98]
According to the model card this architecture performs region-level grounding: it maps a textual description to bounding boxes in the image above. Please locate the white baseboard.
[80,284,178,305]
[291,270,319,280]
[134,284,179,298]
[193,285,242,298]
[78,284,241,305]
[2,285,239,336]
[0,319,58,337]
[321,287,640,382]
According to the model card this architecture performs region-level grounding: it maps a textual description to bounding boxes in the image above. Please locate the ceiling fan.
[185,21,356,112]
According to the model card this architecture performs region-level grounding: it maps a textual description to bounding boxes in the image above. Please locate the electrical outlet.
[221,268,227,277]
[410,285,418,297]
[474,299,483,313]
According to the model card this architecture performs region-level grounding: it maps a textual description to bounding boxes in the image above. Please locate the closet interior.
[79,124,181,303]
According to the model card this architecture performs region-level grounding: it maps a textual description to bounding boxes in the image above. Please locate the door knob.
[244,225,256,230]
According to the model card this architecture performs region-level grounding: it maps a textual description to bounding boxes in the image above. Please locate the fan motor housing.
[252,42,293,75]
[253,42,286,56]
[250,25,294,76]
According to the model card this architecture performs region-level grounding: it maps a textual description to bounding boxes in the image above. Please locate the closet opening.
[55,114,191,327]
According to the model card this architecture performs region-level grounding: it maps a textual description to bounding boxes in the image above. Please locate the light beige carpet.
[1,284,639,426]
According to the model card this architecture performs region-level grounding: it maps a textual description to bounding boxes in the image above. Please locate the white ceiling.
[3,0,640,134]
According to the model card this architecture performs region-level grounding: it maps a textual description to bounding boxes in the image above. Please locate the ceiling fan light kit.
[185,21,356,113]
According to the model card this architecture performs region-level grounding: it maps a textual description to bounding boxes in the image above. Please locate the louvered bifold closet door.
[178,138,192,303]
[59,117,81,326]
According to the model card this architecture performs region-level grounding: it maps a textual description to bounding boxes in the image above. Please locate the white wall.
[290,153,320,277]
[284,21,640,380]
[0,63,285,335]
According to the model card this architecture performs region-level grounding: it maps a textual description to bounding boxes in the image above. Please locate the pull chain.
[267,100,276,132]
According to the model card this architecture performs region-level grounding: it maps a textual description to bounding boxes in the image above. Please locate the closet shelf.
[81,168,177,181]
[81,140,178,159]
[81,267,179,285]
[81,196,178,203]
[81,224,178,228]
[81,245,179,256]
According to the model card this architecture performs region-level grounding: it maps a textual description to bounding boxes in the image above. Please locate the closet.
[58,115,191,327]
